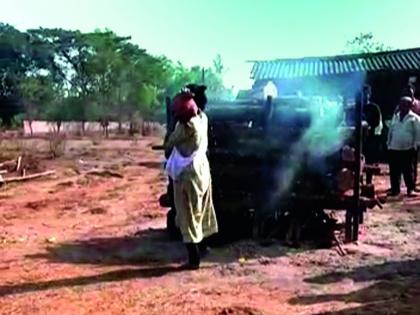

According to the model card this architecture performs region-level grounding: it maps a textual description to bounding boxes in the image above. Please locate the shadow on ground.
[26,227,296,267]
[0,228,294,297]
[0,265,184,297]
[138,160,163,169]
[289,258,420,315]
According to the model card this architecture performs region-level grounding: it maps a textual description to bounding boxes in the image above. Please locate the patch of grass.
[47,132,67,158]
[76,176,93,186]
[91,135,102,146]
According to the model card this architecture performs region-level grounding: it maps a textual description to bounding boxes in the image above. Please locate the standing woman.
[165,91,218,269]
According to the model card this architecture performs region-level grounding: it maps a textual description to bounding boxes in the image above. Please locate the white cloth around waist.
[165,147,206,180]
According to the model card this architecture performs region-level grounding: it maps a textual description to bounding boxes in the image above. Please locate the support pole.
[164,96,174,145]
[263,95,273,134]
[351,86,365,242]
[345,208,353,242]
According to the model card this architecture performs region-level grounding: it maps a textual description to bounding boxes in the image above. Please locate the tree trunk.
[142,121,147,136]
[100,119,109,138]
[56,121,62,133]
[117,102,123,134]
[143,120,152,136]
[129,122,133,136]
[100,120,106,137]
[29,120,33,137]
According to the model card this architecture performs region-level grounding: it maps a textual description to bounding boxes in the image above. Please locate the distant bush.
[47,132,66,158]
[10,113,25,129]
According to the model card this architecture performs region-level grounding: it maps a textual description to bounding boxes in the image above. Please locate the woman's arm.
[164,122,184,157]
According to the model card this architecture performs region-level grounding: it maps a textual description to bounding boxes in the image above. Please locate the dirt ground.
[0,137,419,315]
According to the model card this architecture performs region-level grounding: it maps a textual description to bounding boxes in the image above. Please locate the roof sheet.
[250,48,420,80]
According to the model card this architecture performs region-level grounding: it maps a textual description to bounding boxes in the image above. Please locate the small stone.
[46,236,57,243]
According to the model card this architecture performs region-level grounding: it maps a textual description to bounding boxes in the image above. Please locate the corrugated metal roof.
[250,48,420,80]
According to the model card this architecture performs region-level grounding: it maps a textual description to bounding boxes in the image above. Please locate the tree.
[81,31,172,135]
[41,84,66,133]
[43,102,67,133]
[20,76,52,135]
[205,55,234,101]
[163,55,234,102]
[2,25,233,134]
[213,54,225,76]
[0,23,29,125]
[345,32,392,54]
[110,42,172,134]
[27,28,102,132]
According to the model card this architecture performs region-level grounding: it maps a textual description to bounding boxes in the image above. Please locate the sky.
[3,0,420,91]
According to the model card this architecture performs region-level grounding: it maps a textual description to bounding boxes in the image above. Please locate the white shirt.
[387,110,420,151]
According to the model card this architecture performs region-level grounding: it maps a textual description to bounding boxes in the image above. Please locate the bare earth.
[0,138,419,315]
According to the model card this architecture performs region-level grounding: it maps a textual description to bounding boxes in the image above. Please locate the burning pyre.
[159,91,383,248]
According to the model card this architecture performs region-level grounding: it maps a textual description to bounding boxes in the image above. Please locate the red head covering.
[173,92,198,123]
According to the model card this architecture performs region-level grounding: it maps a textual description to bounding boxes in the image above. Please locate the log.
[16,156,22,172]
[334,234,347,256]
[278,194,383,210]
[0,159,16,169]
[85,169,123,179]
[0,170,7,175]
[0,171,56,184]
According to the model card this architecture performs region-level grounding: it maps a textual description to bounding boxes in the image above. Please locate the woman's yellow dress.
[165,112,218,243]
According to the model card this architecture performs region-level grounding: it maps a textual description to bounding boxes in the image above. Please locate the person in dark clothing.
[361,86,383,183]
[387,97,420,197]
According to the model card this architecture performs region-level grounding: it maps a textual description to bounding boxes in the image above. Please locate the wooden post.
[165,96,171,129]
[263,95,273,134]
[345,208,353,242]
[164,96,173,144]
[352,209,360,242]
[351,86,365,242]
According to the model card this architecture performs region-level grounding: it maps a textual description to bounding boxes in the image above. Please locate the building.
[249,47,420,117]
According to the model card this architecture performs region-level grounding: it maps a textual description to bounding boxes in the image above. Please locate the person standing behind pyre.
[361,85,383,182]
[401,84,420,190]
[387,96,420,197]
[164,90,218,270]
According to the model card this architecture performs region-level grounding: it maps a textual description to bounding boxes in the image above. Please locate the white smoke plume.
[269,73,366,201]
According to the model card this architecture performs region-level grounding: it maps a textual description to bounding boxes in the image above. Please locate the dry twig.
[0,170,56,184]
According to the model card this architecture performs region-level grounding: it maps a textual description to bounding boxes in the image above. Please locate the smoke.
[269,73,366,201]
[272,98,343,197]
